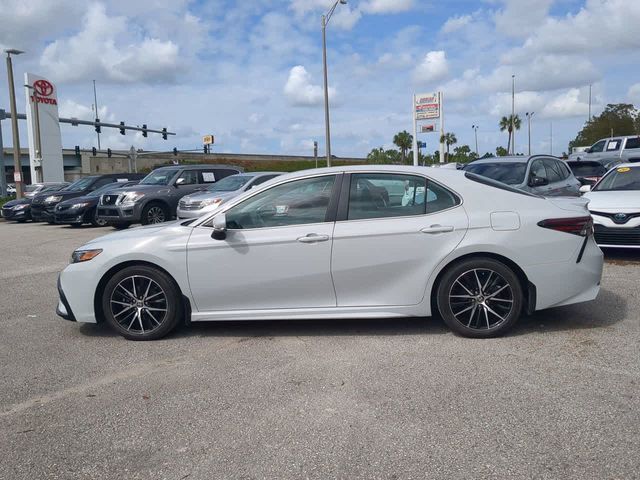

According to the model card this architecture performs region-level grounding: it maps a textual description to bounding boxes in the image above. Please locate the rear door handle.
[420,225,454,234]
[297,234,330,243]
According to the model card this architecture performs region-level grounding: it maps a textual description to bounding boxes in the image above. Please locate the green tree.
[496,146,509,157]
[569,103,639,152]
[439,132,457,160]
[499,114,522,154]
[367,147,402,164]
[393,130,413,163]
[451,144,476,163]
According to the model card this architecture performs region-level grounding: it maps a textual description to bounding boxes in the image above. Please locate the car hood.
[35,190,88,202]
[58,194,99,207]
[584,190,640,211]
[114,184,173,195]
[83,220,190,247]
[3,198,31,207]
[182,191,238,202]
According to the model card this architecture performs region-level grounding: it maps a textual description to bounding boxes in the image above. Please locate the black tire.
[90,210,108,227]
[112,222,131,230]
[101,265,182,340]
[141,202,170,225]
[436,257,523,338]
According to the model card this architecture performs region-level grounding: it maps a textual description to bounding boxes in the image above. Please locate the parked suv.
[31,174,146,223]
[463,155,581,196]
[96,164,243,228]
[573,135,640,164]
[2,182,69,222]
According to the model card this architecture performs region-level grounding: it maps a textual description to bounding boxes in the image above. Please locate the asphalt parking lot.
[0,221,638,480]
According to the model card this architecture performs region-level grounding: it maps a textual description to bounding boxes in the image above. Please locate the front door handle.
[420,225,454,234]
[297,234,330,243]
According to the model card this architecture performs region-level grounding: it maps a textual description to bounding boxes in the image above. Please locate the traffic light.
[142,124,148,138]
[203,145,208,154]
[107,148,112,158]
[119,122,125,135]
[74,146,80,158]
[95,118,101,134]
[162,128,168,140]
[173,147,178,156]
[92,147,97,156]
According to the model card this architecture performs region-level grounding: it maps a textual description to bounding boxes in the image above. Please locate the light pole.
[5,49,24,198]
[525,112,534,155]
[511,74,515,155]
[25,84,43,183]
[471,125,479,156]
[322,0,347,168]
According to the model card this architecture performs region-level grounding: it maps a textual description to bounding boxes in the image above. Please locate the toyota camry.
[57,166,603,340]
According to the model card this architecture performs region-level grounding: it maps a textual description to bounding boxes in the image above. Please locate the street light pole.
[25,85,43,183]
[472,125,479,156]
[5,49,24,198]
[511,74,515,155]
[526,112,534,156]
[321,0,347,168]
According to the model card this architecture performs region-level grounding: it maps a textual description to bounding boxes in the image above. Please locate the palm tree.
[499,114,522,154]
[439,132,457,160]
[393,130,413,163]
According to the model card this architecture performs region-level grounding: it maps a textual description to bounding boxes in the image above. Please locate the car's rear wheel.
[437,257,523,338]
[141,203,169,225]
[101,265,182,340]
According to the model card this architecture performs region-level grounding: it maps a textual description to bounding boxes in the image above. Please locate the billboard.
[415,92,440,120]
[24,73,64,182]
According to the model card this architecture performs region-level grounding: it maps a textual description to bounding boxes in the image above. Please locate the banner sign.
[421,124,435,133]
[415,92,440,120]
[203,135,215,145]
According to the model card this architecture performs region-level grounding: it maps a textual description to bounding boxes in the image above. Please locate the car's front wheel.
[437,257,523,338]
[90,210,108,227]
[141,202,169,225]
[101,265,182,340]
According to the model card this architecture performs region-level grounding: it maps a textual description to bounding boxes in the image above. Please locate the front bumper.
[1,206,29,220]
[56,275,76,322]
[96,203,142,224]
[54,206,91,225]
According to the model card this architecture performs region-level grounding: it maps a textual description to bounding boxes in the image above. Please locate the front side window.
[543,159,563,182]
[225,175,335,229]
[177,170,198,185]
[347,173,458,220]
[590,140,606,153]
[141,168,176,186]
[529,160,548,180]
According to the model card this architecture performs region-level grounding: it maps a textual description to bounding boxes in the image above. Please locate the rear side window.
[625,137,640,149]
[199,170,217,184]
[606,140,621,151]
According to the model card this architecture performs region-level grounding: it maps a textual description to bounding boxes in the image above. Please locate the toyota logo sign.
[33,79,54,97]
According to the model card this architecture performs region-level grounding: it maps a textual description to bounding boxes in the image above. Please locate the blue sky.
[1,0,639,158]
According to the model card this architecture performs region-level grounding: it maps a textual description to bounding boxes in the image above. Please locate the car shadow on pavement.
[508,287,627,336]
[602,247,640,265]
[79,316,450,339]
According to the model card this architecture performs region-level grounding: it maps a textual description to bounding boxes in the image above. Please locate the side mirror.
[211,213,227,240]
[579,185,592,193]
[529,176,549,187]
[175,178,186,187]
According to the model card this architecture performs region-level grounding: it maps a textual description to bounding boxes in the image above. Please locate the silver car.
[177,172,282,219]
[463,155,581,196]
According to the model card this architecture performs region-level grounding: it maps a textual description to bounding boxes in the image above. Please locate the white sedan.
[57,165,603,340]
[582,163,640,248]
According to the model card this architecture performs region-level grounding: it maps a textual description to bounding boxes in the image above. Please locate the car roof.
[152,164,242,171]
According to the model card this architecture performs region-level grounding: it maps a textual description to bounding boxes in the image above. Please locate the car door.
[186,174,340,312]
[555,159,581,195]
[542,158,566,195]
[584,140,607,161]
[331,172,468,307]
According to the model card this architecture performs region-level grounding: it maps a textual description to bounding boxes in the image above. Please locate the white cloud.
[494,0,555,38]
[39,3,183,84]
[284,66,335,107]
[361,0,415,14]
[58,100,113,122]
[441,14,472,34]
[413,51,449,85]
[628,83,640,104]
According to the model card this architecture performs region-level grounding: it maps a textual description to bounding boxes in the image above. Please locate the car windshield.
[86,182,128,197]
[593,167,640,191]
[140,168,176,185]
[463,162,527,185]
[63,177,98,192]
[207,175,252,192]
[24,184,42,193]
[568,162,606,177]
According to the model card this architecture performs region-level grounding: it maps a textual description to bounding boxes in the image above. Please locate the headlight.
[13,204,28,210]
[117,192,145,205]
[45,195,63,203]
[71,249,103,263]
[200,198,223,207]
[71,202,89,209]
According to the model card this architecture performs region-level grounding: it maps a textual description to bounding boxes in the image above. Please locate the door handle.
[420,225,454,234]
[297,234,330,243]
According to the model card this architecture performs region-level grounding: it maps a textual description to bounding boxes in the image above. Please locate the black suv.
[31,173,146,223]
[96,164,242,228]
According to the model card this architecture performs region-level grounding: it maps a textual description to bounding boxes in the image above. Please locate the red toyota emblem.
[33,79,54,97]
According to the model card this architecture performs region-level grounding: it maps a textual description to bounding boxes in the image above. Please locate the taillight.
[537,216,593,236]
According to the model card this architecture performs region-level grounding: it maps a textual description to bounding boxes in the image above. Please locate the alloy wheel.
[109,275,168,334]
[147,206,166,224]
[448,268,514,330]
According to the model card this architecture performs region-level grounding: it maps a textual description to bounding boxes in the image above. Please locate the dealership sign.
[415,92,440,120]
